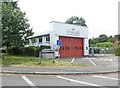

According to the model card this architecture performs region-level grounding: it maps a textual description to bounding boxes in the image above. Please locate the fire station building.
[27,21,89,58]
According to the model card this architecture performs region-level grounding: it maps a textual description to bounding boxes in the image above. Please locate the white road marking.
[110,59,112,61]
[83,58,95,60]
[71,57,75,64]
[56,76,100,86]
[92,75,120,81]
[22,76,37,88]
[109,59,118,65]
[87,57,96,66]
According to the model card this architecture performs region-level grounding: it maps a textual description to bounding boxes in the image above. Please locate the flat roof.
[27,31,50,39]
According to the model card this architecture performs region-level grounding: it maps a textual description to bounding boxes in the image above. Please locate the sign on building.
[57,40,62,46]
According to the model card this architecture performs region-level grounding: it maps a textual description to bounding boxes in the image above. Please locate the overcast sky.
[18,0,119,38]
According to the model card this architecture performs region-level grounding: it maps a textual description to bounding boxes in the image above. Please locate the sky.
[18,0,119,38]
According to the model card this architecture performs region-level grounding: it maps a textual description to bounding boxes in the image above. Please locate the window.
[39,37,42,43]
[46,36,50,42]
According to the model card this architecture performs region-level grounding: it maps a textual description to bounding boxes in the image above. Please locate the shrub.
[6,46,51,57]
[23,47,34,56]
[114,45,120,56]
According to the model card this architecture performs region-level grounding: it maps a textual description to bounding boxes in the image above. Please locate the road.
[1,73,119,87]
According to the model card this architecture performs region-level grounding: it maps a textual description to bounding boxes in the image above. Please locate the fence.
[89,47,114,55]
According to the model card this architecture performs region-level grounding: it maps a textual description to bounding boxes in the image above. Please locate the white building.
[27,21,89,58]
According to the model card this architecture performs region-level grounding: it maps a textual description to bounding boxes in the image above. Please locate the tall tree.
[2,1,34,48]
[65,16,87,27]
[89,37,99,47]
[98,34,108,43]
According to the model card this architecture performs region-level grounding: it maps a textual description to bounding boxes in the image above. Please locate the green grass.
[1,54,88,67]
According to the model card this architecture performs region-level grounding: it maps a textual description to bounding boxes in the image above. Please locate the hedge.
[6,46,51,57]
[96,42,113,47]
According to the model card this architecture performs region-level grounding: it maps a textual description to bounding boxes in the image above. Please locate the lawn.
[0,54,88,67]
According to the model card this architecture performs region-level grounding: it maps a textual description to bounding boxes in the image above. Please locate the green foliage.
[2,54,88,66]
[89,38,99,47]
[108,36,115,43]
[114,45,120,56]
[89,34,120,55]
[99,34,108,42]
[2,1,34,48]
[114,34,120,41]
[96,42,113,47]
[2,54,40,66]
[89,34,116,47]
[65,16,87,27]
[6,46,51,57]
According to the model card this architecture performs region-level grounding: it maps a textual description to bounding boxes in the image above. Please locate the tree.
[108,36,115,43]
[65,16,87,27]
[98,34,108,43]
[89,34,116,47]
[2,1,34,48]
[89,37,99,47]
[114,34,120,41]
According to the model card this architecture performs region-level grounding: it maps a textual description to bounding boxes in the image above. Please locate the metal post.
[58,46,60,60]
[104,47,106,56]
[52,51,55,63]
[91,47,94,56]
[39,51,41,64]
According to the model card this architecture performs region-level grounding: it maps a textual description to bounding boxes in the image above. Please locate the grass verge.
[1,54,88,67]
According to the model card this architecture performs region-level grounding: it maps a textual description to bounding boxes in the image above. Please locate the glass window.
[46,36,50,42]
[39,37,42,43]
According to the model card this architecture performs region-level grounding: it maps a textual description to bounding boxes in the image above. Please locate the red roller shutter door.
[59,36,83,58]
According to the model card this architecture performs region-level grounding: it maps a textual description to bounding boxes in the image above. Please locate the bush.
[6,46,51,57]
[114,45,120,56]
[23,47,34,56]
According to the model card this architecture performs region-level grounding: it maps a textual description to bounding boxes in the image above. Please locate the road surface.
[1,73,119,87]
